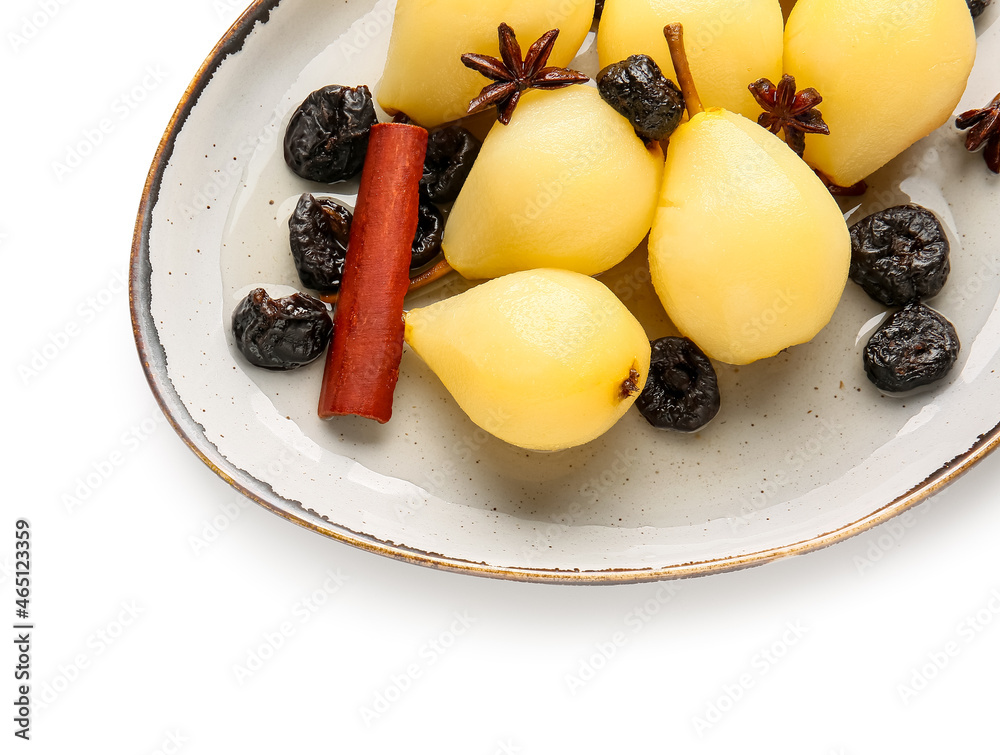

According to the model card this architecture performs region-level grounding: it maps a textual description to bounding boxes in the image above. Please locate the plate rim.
[129,0,1000,584]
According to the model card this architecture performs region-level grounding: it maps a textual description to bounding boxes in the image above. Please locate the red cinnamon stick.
[318,123,429,422]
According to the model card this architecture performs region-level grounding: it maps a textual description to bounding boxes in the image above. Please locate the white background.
[4,0,1000,752]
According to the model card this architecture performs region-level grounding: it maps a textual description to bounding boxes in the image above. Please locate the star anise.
[748,74,830,158]
[461,23,589,125]
[955,92,1000,174]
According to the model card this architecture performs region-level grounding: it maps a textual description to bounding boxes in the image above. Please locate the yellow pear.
[404,269,651,452]
[784,0,977,187]
[649,109,850,365]
[597,0,784,120]
[442,86,664,280]
[377,0,594,128]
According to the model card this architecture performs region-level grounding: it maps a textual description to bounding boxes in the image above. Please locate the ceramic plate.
[131,0,1000,583]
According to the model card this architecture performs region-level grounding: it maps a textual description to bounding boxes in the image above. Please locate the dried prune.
[636,337,720,432]
[421,126,482,203]
[411,197,444,270]
[863,303,960,392]
[596,55,685,142]
[283,85,377,183]
[232,289,333,370]
[849,204,950,307]
[289,194,352,292]
[968,0,992,18]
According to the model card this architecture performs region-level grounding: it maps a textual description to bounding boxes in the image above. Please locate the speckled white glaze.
[134,0,1000,581]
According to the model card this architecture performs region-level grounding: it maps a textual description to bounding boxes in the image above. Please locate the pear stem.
[409,257,455,290]
[663,23,704,117]
[321,257,455,305]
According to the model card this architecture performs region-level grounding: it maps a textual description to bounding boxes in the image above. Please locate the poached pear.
[648,25,851,366]
[597,0,784,120]
[442,86,664,280]
[784,0,977,187]
[404,269,651,452]
[377,0,594,128]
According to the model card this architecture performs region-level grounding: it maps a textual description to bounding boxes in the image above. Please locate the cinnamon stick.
[318,123,429,422]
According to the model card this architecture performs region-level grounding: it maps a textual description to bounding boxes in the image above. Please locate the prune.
[421,126,482,203]
[968,0,992,18]
[283,85,377,183]
[863,303,960,392]
[232,289,333,370]
[636,337,720,432]
[849,204,950,307]
[289,194,352,292]
[411,197,444,270]
[596,55,685,142]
